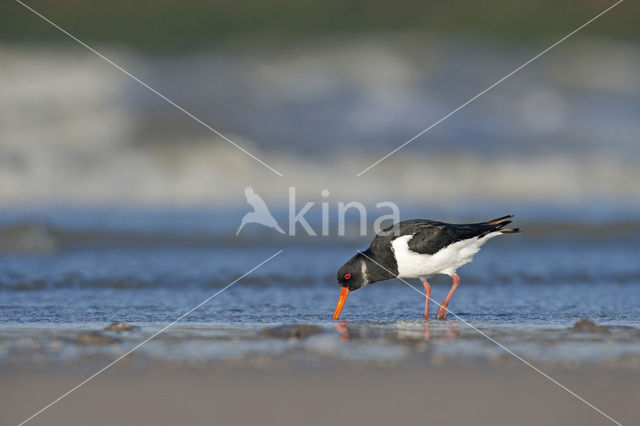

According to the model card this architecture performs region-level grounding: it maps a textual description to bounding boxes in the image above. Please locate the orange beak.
[332,287,350,320]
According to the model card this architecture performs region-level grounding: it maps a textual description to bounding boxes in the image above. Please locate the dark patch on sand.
[72,332,120,345]
[261,325,324,339]
[0,222,57,253]
[570,318,610,333]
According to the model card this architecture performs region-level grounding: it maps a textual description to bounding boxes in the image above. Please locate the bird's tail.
[485,215,520,234]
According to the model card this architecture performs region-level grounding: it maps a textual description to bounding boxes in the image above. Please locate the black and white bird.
[332,215,519,320]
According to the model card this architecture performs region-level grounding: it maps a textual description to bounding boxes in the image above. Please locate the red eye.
[344,273,351,280]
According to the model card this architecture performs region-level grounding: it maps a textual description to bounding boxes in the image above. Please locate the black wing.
[372,215,517,256]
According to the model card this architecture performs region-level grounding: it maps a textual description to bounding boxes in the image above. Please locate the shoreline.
[2,320,640,371]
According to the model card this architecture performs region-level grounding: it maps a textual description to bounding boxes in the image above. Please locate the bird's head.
[333,252,372,320]
[337,253,370,291]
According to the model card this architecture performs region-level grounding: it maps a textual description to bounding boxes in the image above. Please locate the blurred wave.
[4,269,640,292]
[0,208,638,292]
[1,207,639,254]
[1,36,639,206]
[0,272,320,291]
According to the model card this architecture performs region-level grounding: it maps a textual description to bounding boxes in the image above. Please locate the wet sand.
[3,362,637,426]
[2,318,639,426]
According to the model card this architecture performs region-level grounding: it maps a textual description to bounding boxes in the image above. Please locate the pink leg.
[435,274,460,320]
[421,278,431,319]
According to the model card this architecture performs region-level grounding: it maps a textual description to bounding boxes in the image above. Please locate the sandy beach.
[4,361,638,426]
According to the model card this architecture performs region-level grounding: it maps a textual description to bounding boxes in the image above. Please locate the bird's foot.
[435,305,448,320]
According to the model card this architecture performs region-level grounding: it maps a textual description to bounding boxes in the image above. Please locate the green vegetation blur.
[2,0,637,51]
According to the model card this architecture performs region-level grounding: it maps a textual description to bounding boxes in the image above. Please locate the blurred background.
[1,0,638,211]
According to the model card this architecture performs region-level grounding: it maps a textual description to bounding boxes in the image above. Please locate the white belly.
[391,232,501,278]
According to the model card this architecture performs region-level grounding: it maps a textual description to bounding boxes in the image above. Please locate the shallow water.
[1,208,639,366]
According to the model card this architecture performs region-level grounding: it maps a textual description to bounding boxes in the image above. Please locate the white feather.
[361,260,369,286]
[391,232,502,278]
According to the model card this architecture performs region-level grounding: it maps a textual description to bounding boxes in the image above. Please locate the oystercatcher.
[333,215,519,320]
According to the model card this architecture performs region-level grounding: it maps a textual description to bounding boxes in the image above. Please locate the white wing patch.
[391,232,502,278]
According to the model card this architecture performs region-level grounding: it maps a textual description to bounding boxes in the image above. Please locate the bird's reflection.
[335,322,349,341]
[443,324,459,340]
[336,321,459,343]
[425,322,459,341]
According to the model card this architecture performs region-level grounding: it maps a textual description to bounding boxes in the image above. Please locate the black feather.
[373,216,519,257]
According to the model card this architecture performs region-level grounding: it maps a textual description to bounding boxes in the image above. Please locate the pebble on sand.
[261,324,324,339]
[105,321,134,332]
[570,318,610,333]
